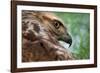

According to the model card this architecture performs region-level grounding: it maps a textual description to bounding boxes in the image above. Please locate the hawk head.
[37,12,72,47]
[22,11,72,47]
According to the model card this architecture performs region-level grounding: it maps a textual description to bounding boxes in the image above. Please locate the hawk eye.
[53,20,60,29]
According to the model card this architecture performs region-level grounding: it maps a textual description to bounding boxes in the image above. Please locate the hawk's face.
[40,12,72,47]
[22,11,72,47]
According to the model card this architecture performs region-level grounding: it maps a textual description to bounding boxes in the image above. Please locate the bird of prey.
[22,10,73,62]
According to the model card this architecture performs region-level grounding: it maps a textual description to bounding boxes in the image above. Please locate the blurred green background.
[54,12,90,60]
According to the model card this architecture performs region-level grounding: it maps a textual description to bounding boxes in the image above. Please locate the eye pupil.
[55,22,58,26]
[54,22,59,29]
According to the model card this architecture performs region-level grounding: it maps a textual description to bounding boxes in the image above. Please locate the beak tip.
[69,43,72,47]
[67,38,72,47]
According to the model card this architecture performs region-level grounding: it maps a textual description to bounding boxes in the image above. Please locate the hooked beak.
[65,35,72,47]
[58,33,72,47]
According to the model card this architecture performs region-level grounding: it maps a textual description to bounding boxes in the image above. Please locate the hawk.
[22,11,73,62]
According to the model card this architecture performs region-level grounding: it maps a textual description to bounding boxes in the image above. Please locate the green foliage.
[54,12,90,59]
